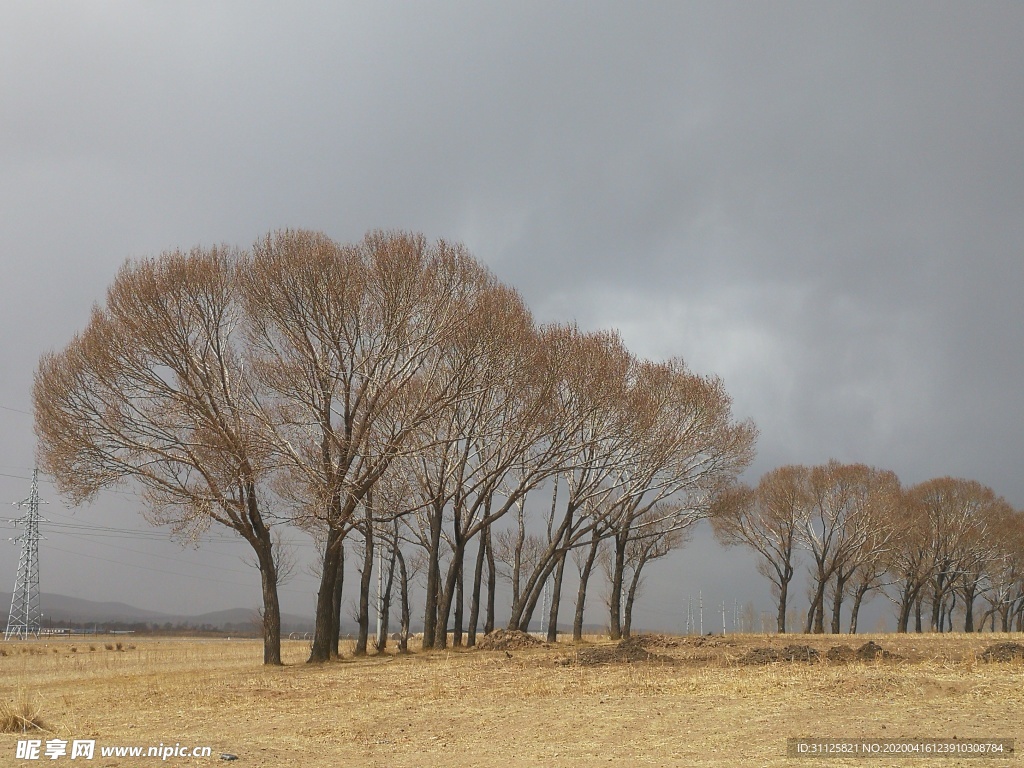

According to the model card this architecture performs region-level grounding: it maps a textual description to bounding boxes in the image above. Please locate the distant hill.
[0,593,617,637]
[0,592,315,633]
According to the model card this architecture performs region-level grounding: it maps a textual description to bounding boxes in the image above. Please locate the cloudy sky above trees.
[1,2,1022,630]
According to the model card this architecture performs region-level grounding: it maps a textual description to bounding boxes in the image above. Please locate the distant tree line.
[712,463,1024,634]
[34,230,755,665]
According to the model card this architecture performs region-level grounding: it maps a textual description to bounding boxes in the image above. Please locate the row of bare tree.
[34,229,755,664]
[712,463,1024,634]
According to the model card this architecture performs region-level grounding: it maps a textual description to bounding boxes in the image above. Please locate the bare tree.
[505,327,636,635]
[493,525,547,609]
[797,462,896,634]
[884,491,934,633]
[34,247,286,664]
[825,467,901,634]
[605,360,755,639]
[240,229,490,663]
[845,540,892,634]
[909,478,1001,633]
[571,527,607,640]
[617,505,691,638]
[975,501,1022,632]
[954,492,1011,632]
[711,465,806,633]
[404,286,563,649]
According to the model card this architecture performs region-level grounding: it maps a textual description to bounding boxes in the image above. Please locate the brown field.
[1,632,1022,767]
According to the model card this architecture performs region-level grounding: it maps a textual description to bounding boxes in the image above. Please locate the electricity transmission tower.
[5,469,46,641]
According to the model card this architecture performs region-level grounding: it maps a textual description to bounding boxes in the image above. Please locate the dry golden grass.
[0,632,1021,766]
[0,689,48,734]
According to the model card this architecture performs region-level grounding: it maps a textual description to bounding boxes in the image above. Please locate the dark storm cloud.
[1,2,1022,627]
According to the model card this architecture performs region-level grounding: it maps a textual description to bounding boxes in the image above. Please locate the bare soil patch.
[473,629,544,651]
[742,641,898,664]
[853,640,898,660]
[740,644,819,664]
[557,636,676,666]
[826,644,856,662]
[979,641,1024,662]
[628,632,682,649]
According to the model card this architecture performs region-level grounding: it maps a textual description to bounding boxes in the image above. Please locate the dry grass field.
[1,632,1022,767]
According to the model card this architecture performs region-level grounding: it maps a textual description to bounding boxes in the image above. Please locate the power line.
[40,543,255,591]
[41,521,284,580]
[27,473,317,540]
[41,510,241,544]
[32,510,317,593]
[42,543,312,598]
[40,509,318,550]
[0,472,33,481]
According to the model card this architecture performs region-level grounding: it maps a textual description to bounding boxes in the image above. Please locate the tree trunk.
[573,535,601,641]
[421,501,444,650]
[241,489,283,666]
[329,542,345,658]
[805,569,827,634]
[376,545,397,652]
[930,586,943,633]
[395,545,411,653]
[513,548,564,633]
[830,572,849,634]
[484,527,496,636]
[255,542,282,666]
[435,538,465,650]
[608,532,628,641]
[468,532,487,647]
[515,572,546,633]
[623,556,647,639]
[848,583,870,634]
[354,521,374,656]
[546,549,567,643]
[308,526,345,663]
[963,585,977,632]
[509,519,575,630]
[777,577,789,634]
[897,602,910,633]
[453,551,465,647]
[895,577,923,634]
[914,595,923,633]
[511,502,526,612]
[814,589,826,634]
[943,592,956,634]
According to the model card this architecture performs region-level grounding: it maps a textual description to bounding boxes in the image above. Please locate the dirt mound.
[632,633,681,649]
[559,636,675,666]
[474,629,544,651]
[855,641,896,660]
[685,635,735,648]
[740,644,820,664]
[979,643,1024,662]
[823,641,896,662]
[826,645,855,662]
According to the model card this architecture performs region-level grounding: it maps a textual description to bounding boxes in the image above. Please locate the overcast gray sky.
[2,2,1022,632]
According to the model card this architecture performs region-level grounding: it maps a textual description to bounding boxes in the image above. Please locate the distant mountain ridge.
[0,592,314,633]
